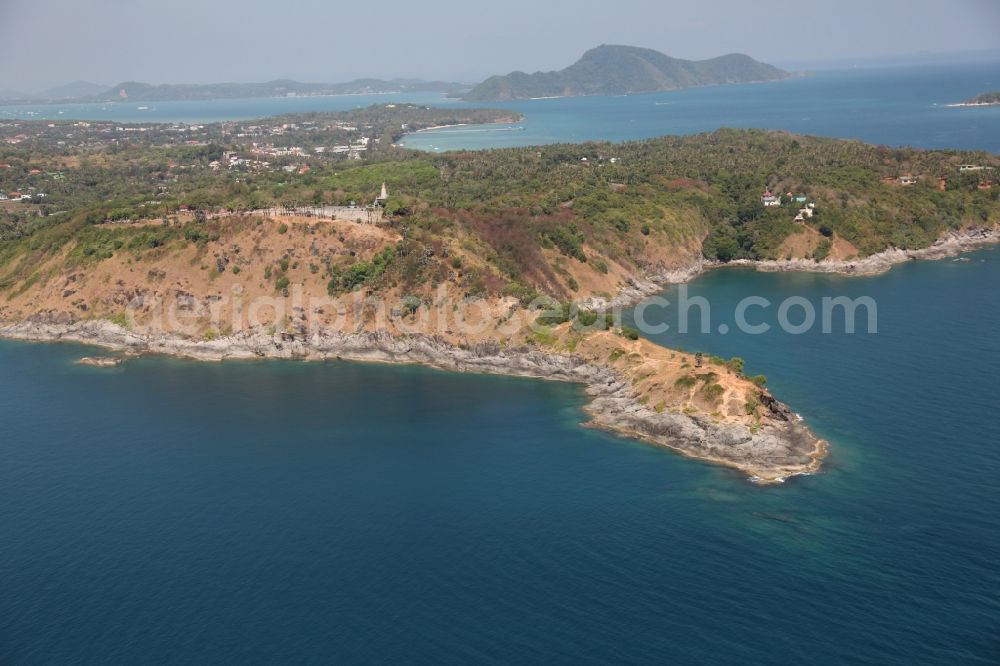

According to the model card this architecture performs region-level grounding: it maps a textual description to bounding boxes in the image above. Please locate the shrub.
[542,224,587,262]
[502,282,540,307]
[702,383,725,402]
[275,276,290,291]
[620,326,640,340]
[277,223,289,234]
[750,374,767,387]
[107,311,132,330]
[674,375,697,389]
[536,301,571,326]
[813,238,832,262]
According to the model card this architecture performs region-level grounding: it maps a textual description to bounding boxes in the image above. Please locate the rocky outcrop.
[582,225,1000,311]
[732,225,1000,277]
[0,317,825,483]
[76,356,124,367]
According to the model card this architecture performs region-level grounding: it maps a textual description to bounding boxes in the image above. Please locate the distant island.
[460,44,793,101]
[0,78,470,105]
[950,91,1000,107]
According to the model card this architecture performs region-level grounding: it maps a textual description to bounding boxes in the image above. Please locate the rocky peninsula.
[0,317,826,484]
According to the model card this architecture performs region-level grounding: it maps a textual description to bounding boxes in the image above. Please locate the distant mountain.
[94,78,467,102]
[462,45,792,101]
[39,81,107,99]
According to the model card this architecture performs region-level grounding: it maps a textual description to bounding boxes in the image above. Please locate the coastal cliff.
[579,225,1000,311]
[2,219,998,482]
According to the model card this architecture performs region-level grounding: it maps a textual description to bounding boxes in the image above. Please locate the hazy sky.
[2,0,998,91]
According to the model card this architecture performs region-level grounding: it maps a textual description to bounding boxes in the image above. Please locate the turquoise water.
[5,65,998,153]
[401,64,1000,153]
[2,248,998,663]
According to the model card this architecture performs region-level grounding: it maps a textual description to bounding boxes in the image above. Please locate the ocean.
[405,63,1000,153]
[2,63,999,153]
[2,62,1000,663]
[2,248,998,663]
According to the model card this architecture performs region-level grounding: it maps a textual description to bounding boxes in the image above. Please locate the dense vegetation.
[1,105,998,303]
[462,45,790,101]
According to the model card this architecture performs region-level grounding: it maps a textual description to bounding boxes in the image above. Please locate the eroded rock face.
[0,319,826,483]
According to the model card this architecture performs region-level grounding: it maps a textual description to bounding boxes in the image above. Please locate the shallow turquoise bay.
[2,248,998,663]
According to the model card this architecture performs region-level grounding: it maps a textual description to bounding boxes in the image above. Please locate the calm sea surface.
[2,248,998,663]
[2,64,999,153]
[401,63,1000,153]
[2,63,1000,663]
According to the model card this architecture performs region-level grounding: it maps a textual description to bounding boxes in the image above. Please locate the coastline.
[1,225,994,484]
[584,224,1000,311]
[945,102,1000,108]
[0,320,826,484]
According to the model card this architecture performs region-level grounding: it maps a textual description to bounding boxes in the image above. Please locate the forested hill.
[461,45,791,101]
[2,106,998,307]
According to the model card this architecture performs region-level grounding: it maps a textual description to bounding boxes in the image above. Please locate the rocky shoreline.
[585,225,1000,310]
[0,319,826,484]
[3,226,993,483]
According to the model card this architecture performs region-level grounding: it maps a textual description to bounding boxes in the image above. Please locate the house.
[794,213,805,223]
[761,190,781,207]
[898,175,918,186]
[799,207,814,218]
[793,195,808,203]
[958,164,984,172]
[979,180,993,190]
[0,192,7,200]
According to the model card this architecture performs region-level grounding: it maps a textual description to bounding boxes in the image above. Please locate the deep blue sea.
[404,63,1000,153]
[3,62,1000,662]
[2,248,999,664]
[2,63,999,153]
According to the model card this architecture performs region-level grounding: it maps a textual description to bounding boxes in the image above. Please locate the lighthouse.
[376,182,388,204]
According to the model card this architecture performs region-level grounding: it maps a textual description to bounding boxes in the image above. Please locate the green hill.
[462,45,791,101]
